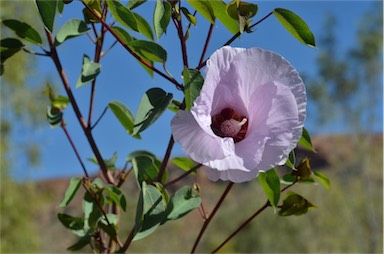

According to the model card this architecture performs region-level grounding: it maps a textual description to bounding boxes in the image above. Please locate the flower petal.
[171,110,235,164]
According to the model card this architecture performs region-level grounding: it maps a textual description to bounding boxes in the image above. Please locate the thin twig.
[82,180,123,250]
[82,1,183,90]
[91,106,108,130]
[163,163,202,188]
[196,11,274,70]
[198,23,214,67]
[22,48,49,56]
[174,2,189,68]
[211,180,297,253]
[61,120,89,178]
[157,136,175,183]
[191,182,235,253]
[87,22,106,127]
[45,29,115,185]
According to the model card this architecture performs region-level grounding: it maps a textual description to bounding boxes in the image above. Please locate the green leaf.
[273,8,316,47]
[67,235,91,251]
[133,12,154,40]
[127,150,166,187]
[278,192,316,216]
[111,26,133,45]
[183,68,204,110]
[186,0,215,24]
[2,19,43,45]
[227,1,258,33]
[105,185,127,211]
[52,95,70,110]
[298,127,315,152]
[106,0,139,32]
[127,0,147,10]
[128,40,167,62]
[153,0,171,39]
[168,99,182,112]
[285,150,296,170]
[35,0,57,32]
[165,186,201,221]
[209,0,239,34]
[57,213,84,231]
[76,54,101,88]
[133,182,167,241]
[293,158,313,181]
[0,38,24,64]
[82,0,103,24]
[181,7,197,26]
[171,157,197,175]
[55,19,90,45]
[133,88,173,134]
[57,0,64,14]
[46,106,63,127]
[59,177,82,207]
[108,101,141,139]
[83,191,103,233]
[313,170,330,190]
[258,168,280,210]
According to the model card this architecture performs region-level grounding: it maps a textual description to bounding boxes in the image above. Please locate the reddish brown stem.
[157,136,175,183]
[82,1,183,90]
[211,180,297,253]
[191,182,235,253]
[196,12,274,70]
[61,121,89,178]
[45,29,115,185]
[198,23,214,68]
[163,163,202,188]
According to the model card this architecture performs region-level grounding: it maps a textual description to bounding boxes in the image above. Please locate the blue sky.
[7,0,382,180]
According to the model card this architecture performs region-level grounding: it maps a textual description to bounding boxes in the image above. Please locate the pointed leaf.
[183,68,204,110]
[2,19,43,45]
[313,170,330,190]
[105,185,127,211]
[186,0,215,24]
[106,0,138,32]
[35,0,57,32]
[133,182,167,241]
[285,150,296,170]
[76,54,101,88]
[133,88,172,134]
[171,157,197,174]
[133,12,154,40]
[258,168,280,210]
[0,38,24,64]
[127,150,166,187]
[273,8,315,47]
[153,0,171,39]
[278,192,316,216]
[59,177,82,207]
[111,26,133,45]
[298,127,315,152]
[181,7,197,26]
[67,235,91,251]
[127,0,147,10]
[128,40,167,62]
[57,213,84,231]
[293,158,313,181]
[209,0,239,34]
[55,19,90,45]
[165,186,201,221]
[108,101,141,139]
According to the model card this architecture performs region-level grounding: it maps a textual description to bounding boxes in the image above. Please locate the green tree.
[0,0,47,251]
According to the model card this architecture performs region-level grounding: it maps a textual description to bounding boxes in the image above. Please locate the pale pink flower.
[171,46,306,183]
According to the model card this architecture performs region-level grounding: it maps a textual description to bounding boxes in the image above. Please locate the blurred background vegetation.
[0,0,382,253]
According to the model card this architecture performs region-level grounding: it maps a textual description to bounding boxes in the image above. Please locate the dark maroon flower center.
[211,108,248,143]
